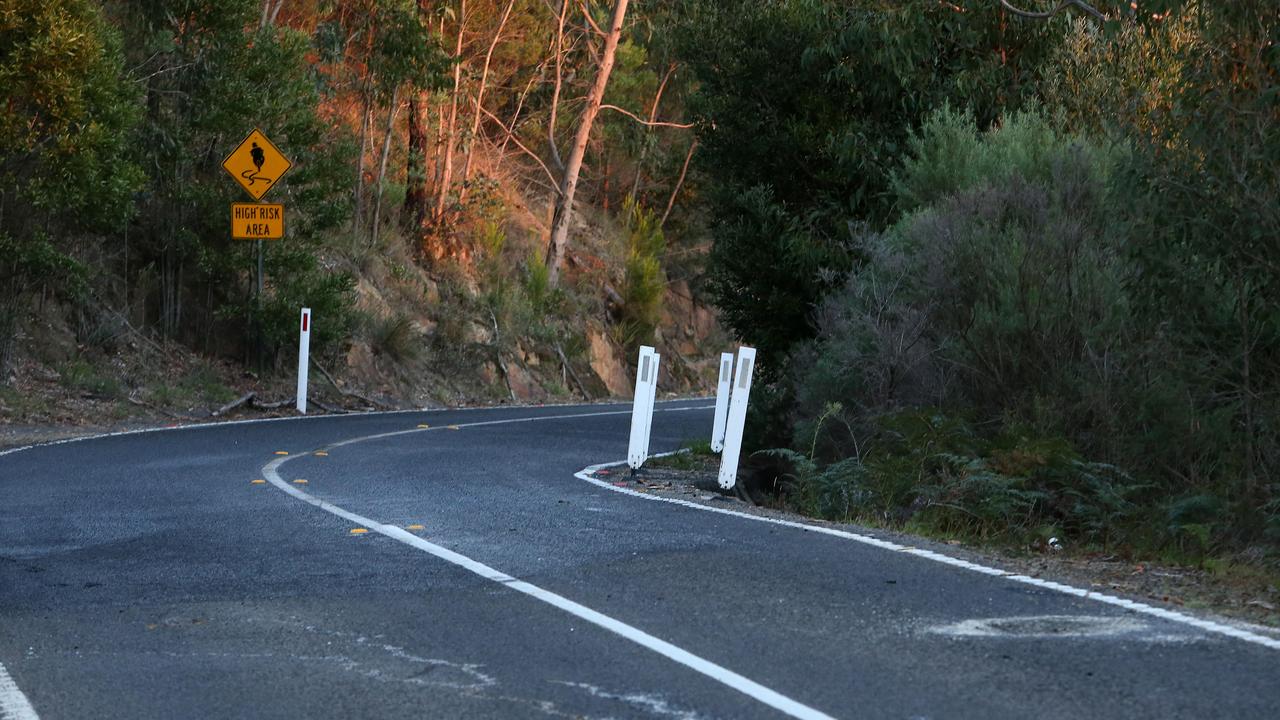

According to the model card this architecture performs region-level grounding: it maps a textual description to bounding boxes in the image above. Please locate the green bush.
[617,200,666,353]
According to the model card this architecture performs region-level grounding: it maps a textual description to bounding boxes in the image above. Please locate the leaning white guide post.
[627,346,657,470]
[710,352,734,452]
[296,308,311,414]
[718,346,756,489]
[641,353,661,461]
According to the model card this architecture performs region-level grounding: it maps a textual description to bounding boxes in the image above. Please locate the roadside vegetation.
[673,1,1280,576]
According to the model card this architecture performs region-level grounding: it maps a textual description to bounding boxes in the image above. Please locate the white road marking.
[261,407,835,720]
[576,458,1280,652]
[0,660,39,720]
[0,398,711,460]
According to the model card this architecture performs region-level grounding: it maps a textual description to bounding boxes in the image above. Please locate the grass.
[647,439,717,471]
[59,360,123,399]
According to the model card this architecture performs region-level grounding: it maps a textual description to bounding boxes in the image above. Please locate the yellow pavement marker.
[350,528,368,535]
[406,524,425,531]
[292,479,308,485]
[314,451,329,457]
[447,425,460,431]
[274,451,289,456]
[417,424,430,429]
[251,479,266,485]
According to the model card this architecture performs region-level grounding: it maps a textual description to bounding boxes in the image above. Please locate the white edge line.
[261,406,835,720]
[0,397,710,460]
[577,457,1280,652]
[0,659,40,720]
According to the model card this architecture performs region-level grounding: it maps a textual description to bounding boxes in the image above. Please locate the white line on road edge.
[261,406,835,720]
[0,398,711,461]
[0,660,39,720]
[576,459,1280,653]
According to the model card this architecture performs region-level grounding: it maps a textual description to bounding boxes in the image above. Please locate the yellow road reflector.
[274,451,289,455]
[350,528,368,535]
[314,451,329,457]
[406,524,425,531]
[417,424,430,429]
[447,425,460,430]
[251,479,266,485]
[292,479,308,484]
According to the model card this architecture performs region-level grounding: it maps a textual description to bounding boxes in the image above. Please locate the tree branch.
[598,104,695,129]
[998,0,1106,22]
[481,106,564,195]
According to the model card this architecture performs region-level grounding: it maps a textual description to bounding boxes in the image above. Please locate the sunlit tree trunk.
[370,87,401,247]
[459,0,517,206]
[545,0,630,287]
[434,0,467,225]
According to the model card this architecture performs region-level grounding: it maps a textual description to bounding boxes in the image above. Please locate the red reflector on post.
[302,313,309,332]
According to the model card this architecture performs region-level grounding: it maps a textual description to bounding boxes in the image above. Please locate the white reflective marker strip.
[0,660,39,720]
[717,346,755,489]
[296,308,311,415]
[262,406,835,720]
[577,458,1280,652]
[710,352,734,452]
[642,353,661,464]
[627,346,657,470]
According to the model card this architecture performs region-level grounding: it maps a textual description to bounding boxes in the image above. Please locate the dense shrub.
[779,97,1280,553]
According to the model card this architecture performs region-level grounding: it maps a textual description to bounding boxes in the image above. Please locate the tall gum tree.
[544,0,630,287]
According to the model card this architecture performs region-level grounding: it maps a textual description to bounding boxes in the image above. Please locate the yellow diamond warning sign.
[231,203,284,239]
[222,129,291,201]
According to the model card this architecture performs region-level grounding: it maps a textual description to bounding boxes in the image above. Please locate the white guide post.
[296,307,311,414]
[627,346,657,470]
[717,346,756,490]
[641,353,661,462]
[710,352,734,452]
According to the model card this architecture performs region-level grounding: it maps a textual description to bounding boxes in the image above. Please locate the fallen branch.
[556,342,591,400]
[250,397,291,410]
[212,391,255,417]
[314,360,390,409]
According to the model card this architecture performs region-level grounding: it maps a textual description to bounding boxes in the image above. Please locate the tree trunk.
[545,0,630,287]
[353,96,371,238]
[546,0,570,174]
[404,0,432,234]
[405,90,430,232]
[370,87,401,248]
[660,140,696,229]
[459,0,517,206]
[434,0,467,225]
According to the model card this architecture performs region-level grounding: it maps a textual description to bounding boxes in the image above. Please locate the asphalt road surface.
[2,399,1277,719]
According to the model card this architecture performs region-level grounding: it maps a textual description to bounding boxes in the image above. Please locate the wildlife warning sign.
[222,129,291,201]
[231,203,284,239]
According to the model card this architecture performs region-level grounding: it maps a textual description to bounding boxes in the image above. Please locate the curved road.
[1,400,1277,719]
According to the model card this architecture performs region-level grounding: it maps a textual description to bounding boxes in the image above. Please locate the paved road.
[1,400,1277,719]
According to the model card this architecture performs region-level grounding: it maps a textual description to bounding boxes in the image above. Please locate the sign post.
[718,346,756,490]
[627,346,657,471]
[296,308,311,414]
[222,128,292,371]
[711,352,734,452]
